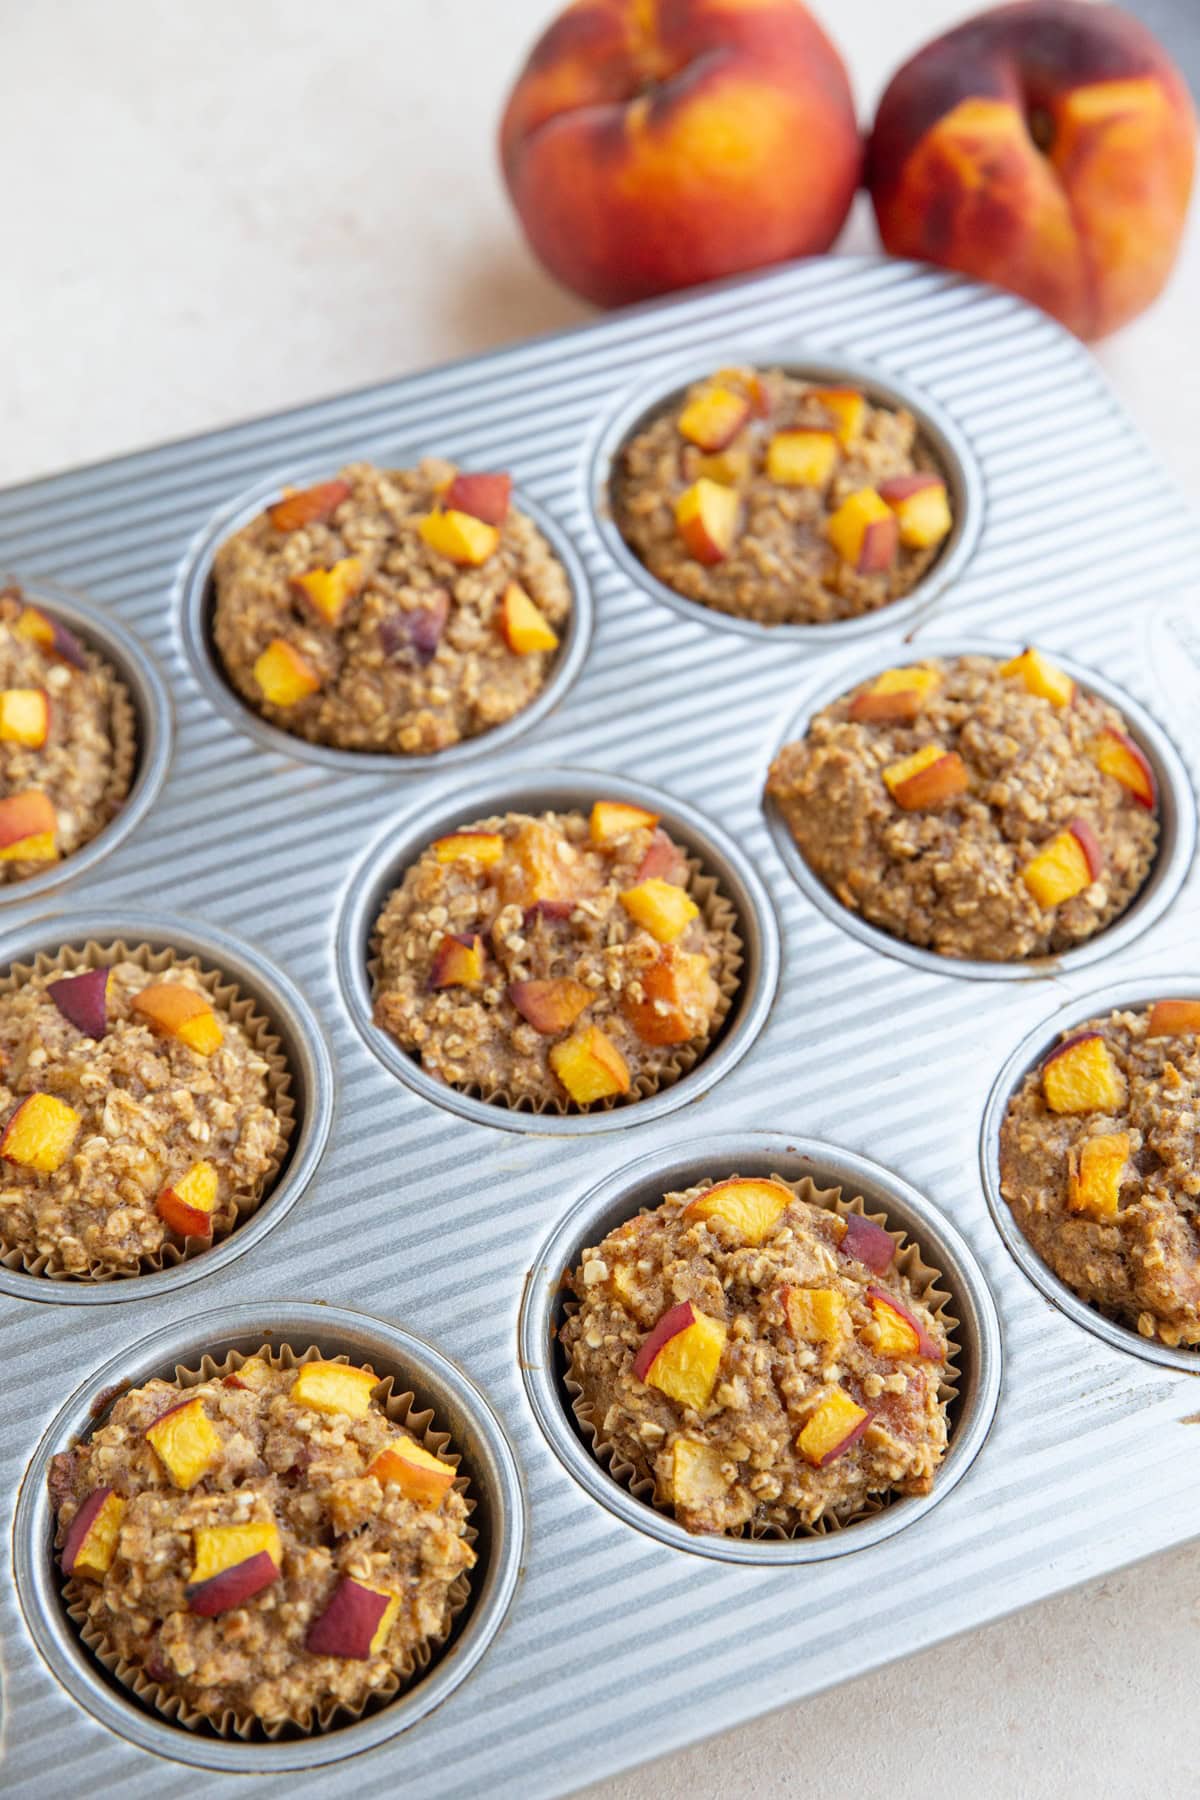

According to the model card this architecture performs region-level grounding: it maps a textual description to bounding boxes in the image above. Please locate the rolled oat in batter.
[372,803,734,1110]
[0,954,286,1277]
[1000,1000,1200,1346]
[563,1175,951,1536]
[50,1352,475,1731]
[213,460,570,755]
[612,366,954,626]
[0,585,134,882]
[766,651,1159,962]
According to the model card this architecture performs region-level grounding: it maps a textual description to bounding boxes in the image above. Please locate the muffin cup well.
[15,1301,525,1772]
[587,348,983,644]
[176,460,592,774]
[337,769,779,1136]
[0,913,333,1304]
[520,1131,1002,1564]
[981,977,1200,1373]
[764,635,1196,982]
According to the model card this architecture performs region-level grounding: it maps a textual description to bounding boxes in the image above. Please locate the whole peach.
[499,0,861,308]
[867,1,1196,340]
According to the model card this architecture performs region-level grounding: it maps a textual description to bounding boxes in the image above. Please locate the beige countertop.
[2,4,1197,1795]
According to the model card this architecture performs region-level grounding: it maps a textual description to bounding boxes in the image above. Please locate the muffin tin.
[1,254,1200,1796]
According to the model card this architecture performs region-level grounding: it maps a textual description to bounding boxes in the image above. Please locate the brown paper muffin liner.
[61,1340,476,1739]
[0,939,295,1282]
[565,1173,960,1539]
[369,813,744,1114]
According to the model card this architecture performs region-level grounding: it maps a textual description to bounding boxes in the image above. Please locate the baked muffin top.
[766,651,1159,962]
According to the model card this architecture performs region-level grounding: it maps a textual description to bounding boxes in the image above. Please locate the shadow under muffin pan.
[13,1300,525,1773]
[0,580,173,903]
[0,911,334,1305]
[764,635,1197,982]
[176,457,593,773]
[336,768,780,1135]
[981,977,1200,1374]
[587,347,983,645]
[519,1131,1002,1565]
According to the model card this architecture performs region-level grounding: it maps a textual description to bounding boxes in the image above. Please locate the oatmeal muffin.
[766,650,1159,962]
[612,365,954,626]
[0,585,135,883]
[1000,1000,1200,1347]
[50,1351,475,1731]
[372,802,735,1110]
[563,1174,951,1536]
[212,460,571,755]
[0,953,287,1277]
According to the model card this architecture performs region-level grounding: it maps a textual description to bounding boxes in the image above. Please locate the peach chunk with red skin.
[675,479,740,565]
[683,1178,789,1245]
[1000,647,1076,708]
[0,688,50,748]
[508,977,591,1034]
[253,638,320,707]
[837,1212,896,1274]
[849,664,941,723]
[132,984,224,1056]
[1090,727,1157,810]
[290,1361,378,1418]
[622,947,715,1046]
[15,605,88,669]
[267,479,351,533]
[866,1285,943,1360]
[878,472,952,549]
[636,829,690,886]
[62,1486,125,1579]
[797,1388,871,1467]
[1042,1032,1127,1115]
[1067,1131,1131,1220]
[367,1434,457,1506]
[827,489,898,572]
[1147,1000,1200,1038]
[589,799,659,845]
[0,789,57,861]
[47,968,109,1038]
[307,1576,400,1659]
[429,932,486,991]
[0,1093,81,1173]
[883,744,969,811]
[678,386,750,452]
[157,1160,219,1238]
[146,1397,221,1490]
[1021,819,1103,909]
[186,1521,281,1616]
[443,472,512,526]
[497,583,559,654]
[633,1301,727,1411]
[549,1024,631,1105]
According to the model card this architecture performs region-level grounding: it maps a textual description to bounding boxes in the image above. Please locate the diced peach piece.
[267,478,351,533]
[417,509,499,566]
[15,606,87,668]
[811,386,867,446]
[635,829,690,886]
[694,447,751,486]
[306,1577,400,1658]
[866,1285,943,1360]
[498,582,559,654]
[878,472,952,548]
[508,977,591,1034]
[670,1437,728,1513]
[1021,824,1100,909]
[290,555,363,626]
[797,1388,871,1467]
[1067,1131,1130,1220]
[677,385,750,452]
[1089,727,1157,810]
[999,646,1076,707]
[619,876,700,943]
[156,1160,219,1238]
[589,799,659,845]
[367,1434,457,1506]
[187,1522,282,1617]
[610,1262,640,1309]
[783,1286,848,1346]
[1042,1032,1126,1115]
[145,1397,221,1490]
[633,1300,727,1410]
[186,1549,279,1616]
[0,1093,81,1173]
[622,948,716,1046]
[0,688,49,747]
[827,488,899,572]
[443,472,512,525]
[0,789,57,860]
[883,744,969,810]
[766,429,838,487]
[61,1487,125,1579]
[849,665,941,723]
[1147,1000,1200,1038]
[837,1212,896,1273]
[132,984,224,1056]
[675,478,740,565]
[429,932,486,990]
[433,830,505,866]
[290,1361,378,1418]
[549,1024,631,1105]
[47,969,109,1039]
[253,638,320,707]
[713,368,770,418]
[683,1177,789,1245]
[500,817,580,907]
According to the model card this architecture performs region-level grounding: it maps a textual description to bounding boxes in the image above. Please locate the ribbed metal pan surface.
[0,254,1199,1800]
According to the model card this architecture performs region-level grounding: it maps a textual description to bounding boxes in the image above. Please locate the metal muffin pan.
[520,1131,1001,1565]
[12,1300,525,1773]
[587,345,984,646]
[980,977,1200,1373]
[0,909,335,1305]
[336,766,780,1135]
[177,462,593,775]
[764,634,1196,982]
[0,255,1199,1797]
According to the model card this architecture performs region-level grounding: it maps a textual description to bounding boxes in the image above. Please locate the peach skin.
[499,0,861,307]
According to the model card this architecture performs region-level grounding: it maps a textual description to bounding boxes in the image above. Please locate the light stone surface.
[2,3,1196,1795]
